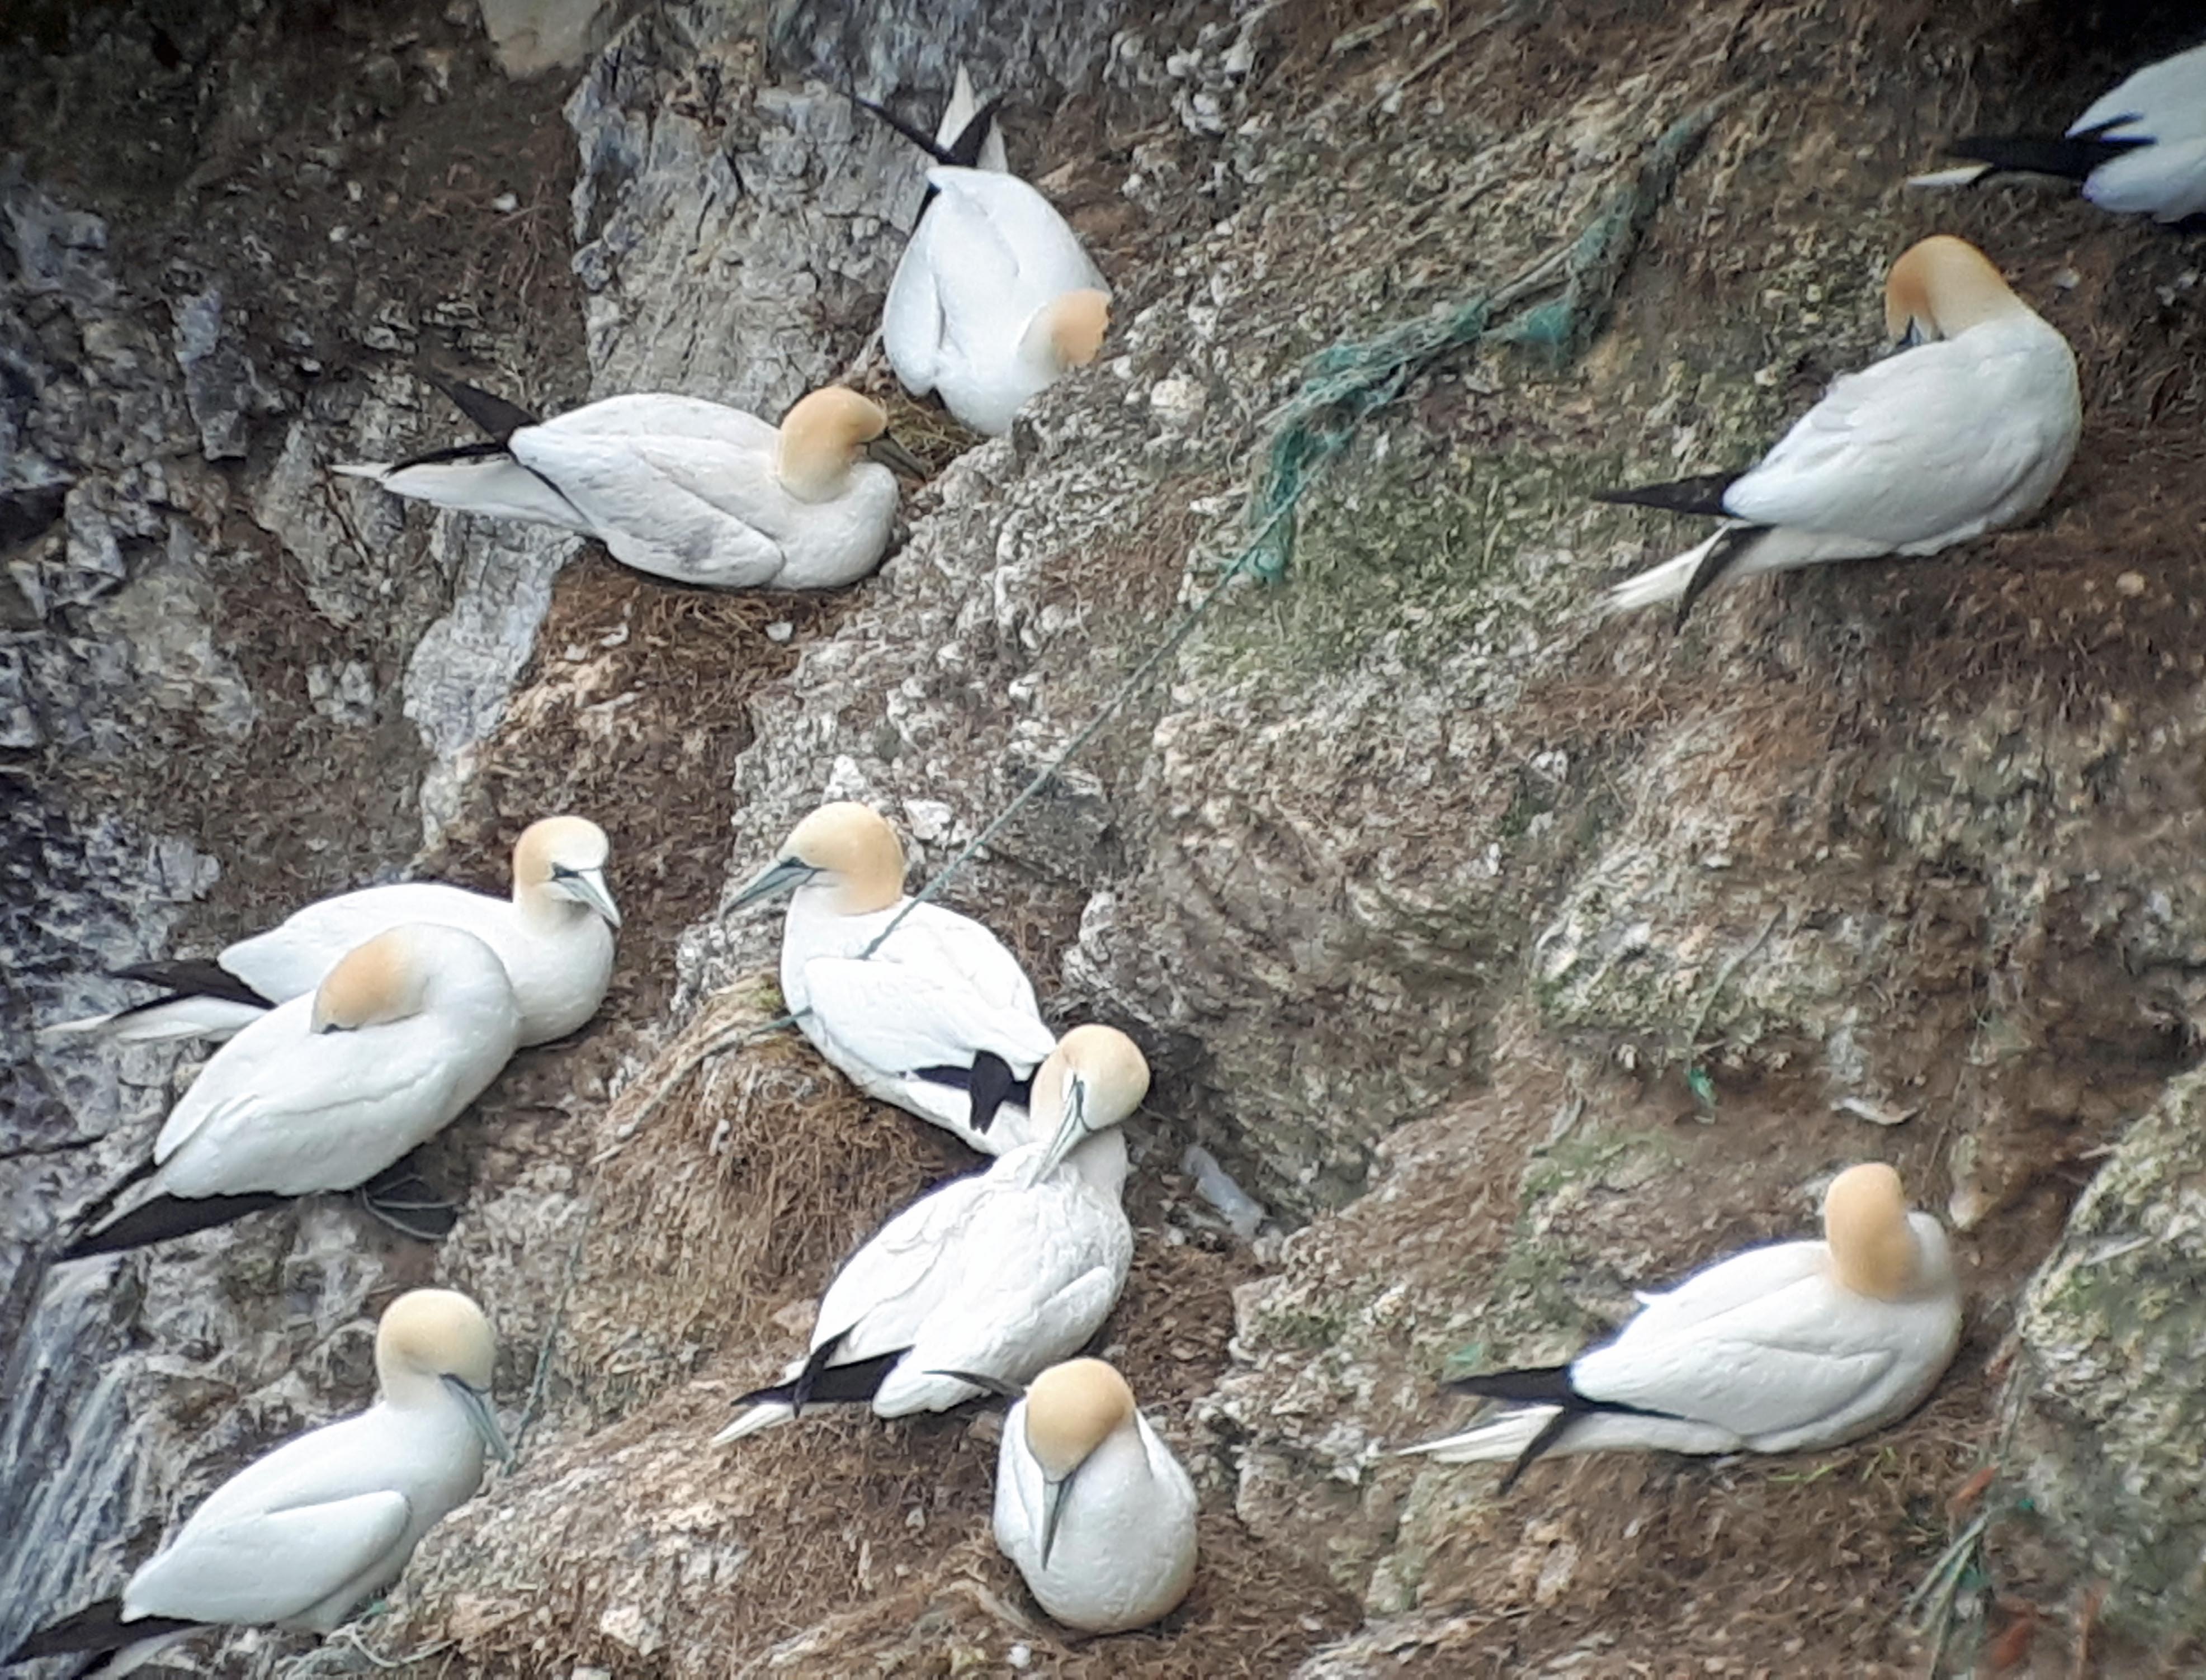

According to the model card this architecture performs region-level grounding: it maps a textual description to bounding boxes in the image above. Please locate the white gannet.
[862,82,1109,438]
[1910,42,2206,225]
[49,815,619,1048]
[731,801,1057,1152]
[58,924,522,1260]
[712,1025,1148,1441]
[1401,1163,1962,1488]
[334,381,924,590]
[1597,235,2081,626]
[993,1358,1199,1634]
[4,1289,508,1678]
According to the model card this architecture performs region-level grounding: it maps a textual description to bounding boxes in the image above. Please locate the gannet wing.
[122,1490,412,1626]
[799,955,1057,1074]
[221,883,487,1004]
[2073,45,2206,146]
[1722,343,2052,545]
[925,168,1104,302]
[813,1171,994,1359]
[882,1255,1126,1414]
[508,429,788,586]
[883,231,948,395]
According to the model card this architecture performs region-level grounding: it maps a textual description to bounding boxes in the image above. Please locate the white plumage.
[1911,42,2206,224]
[336,385,913,590]
[883,163,1109,438]
[5,1290,507,1678]
[1602,236,2080,621]
[1402,1164,1963,1482]
[48,815,618,1048]
[995,1359,1199,1634]
[733,802,1057,1152]
[713,1026,1147,1442]
[64,924,521,1258]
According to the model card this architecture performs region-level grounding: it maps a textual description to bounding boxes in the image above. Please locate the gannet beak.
[1896,318,1928,351]
[731,856,817,910]
[1029,1075,1090,1184]
[445,1375,514,1466]
[554,864,622,929]
[866,431,928,478]
[1041,1461,1085,1567]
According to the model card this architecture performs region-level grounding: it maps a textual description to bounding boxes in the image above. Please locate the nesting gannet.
[1910,42,2206,224]
[6,1289,507,1678]
[1401,1164,1962,1488]
[49,816,618,1049]
[334,381,924,590]
[58,925,522,1260]
[1597,236,2080,625]
[712,1025,1148,1441]
[862,84,1109,438]
[993,1358,1199,1634]
[731,801,1057,1152]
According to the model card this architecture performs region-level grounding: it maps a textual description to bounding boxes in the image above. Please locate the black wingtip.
[1495,1405,1580,1494]
[966,1052,1019,1138]
[846,88,959,165]
[58,1191,290,1262]
[738,1345,911,1414]
[109,957,270,1011]
[1673,524,1766,628]
[416,370,541,444]
[1590,471,1744,518]
[1444,1364,1584,1407]
[7,1599,200,1663]
[942,94,1005,169]
[1944,122,2150,186]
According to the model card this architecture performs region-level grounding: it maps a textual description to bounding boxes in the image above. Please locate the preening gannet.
[4,1289,507,1679]
[1598,236,2080,625]
[49,815,618,1048]
[336,381,924,590]
[58,925,522,1260]
[1401,1164,1962,1487]
[731,801,1057,1152]
[862,82,1109,438]
[1911,41,2206,224]
[994,1358,1199,1634]
[712,1026,1148,1442]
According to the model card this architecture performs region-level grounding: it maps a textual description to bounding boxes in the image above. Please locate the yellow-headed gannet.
[49,815,618,1048]
[335,381,924,590]
[731,801,1057,1152]
[860,84,1108,438]
[993,1358,1199,1634]
[1597,235,2080,625]
[1402,1163,1962,1487]
[5,1289,507,1678]
[712,1026,1149,1441]
[58,925,521,1260]
[1911,42,2206,224]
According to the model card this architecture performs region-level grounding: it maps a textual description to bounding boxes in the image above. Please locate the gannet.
[731,801,1057,1152]
[1401,1163,1962,1487]
[1597,236,2080,625]
[865,82,1109,438]
[334,381,924,590]
[5,1289,507,1678]
[993,1358,1199,1634]
[1910,42,2206,224]
[712,1025,1147,1442]
[58,925,522,1260]
[852,61,1009,182]
[49,815,618,1048]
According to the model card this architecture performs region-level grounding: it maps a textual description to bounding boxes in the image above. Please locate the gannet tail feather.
[419,371,541,443]
[6,1599,200,1664]
[942,94,1007,169]
[333,451,590,529]
[41,960,273,1042]
[1602,527,1765,623]
[1591,471,1743,518]
[59,1191,291,1262]
[1944,124,2150,186]
[1906,163,1996,191]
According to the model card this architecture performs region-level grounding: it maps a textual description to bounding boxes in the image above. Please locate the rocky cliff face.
[5,0,2204,1675]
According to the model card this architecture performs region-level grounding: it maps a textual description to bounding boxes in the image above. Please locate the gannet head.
[1034,288,1111,373]
[730,801,906,917]
[310,928,431,1034]
[1884,235,2027,346]
[375,1288,512,1463]
[514,815,620,929]
[1030,1024,1151,1181]
[1824,1162,1932,1300]
[1023,1357,1139,1565]
[776,387,924,502]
